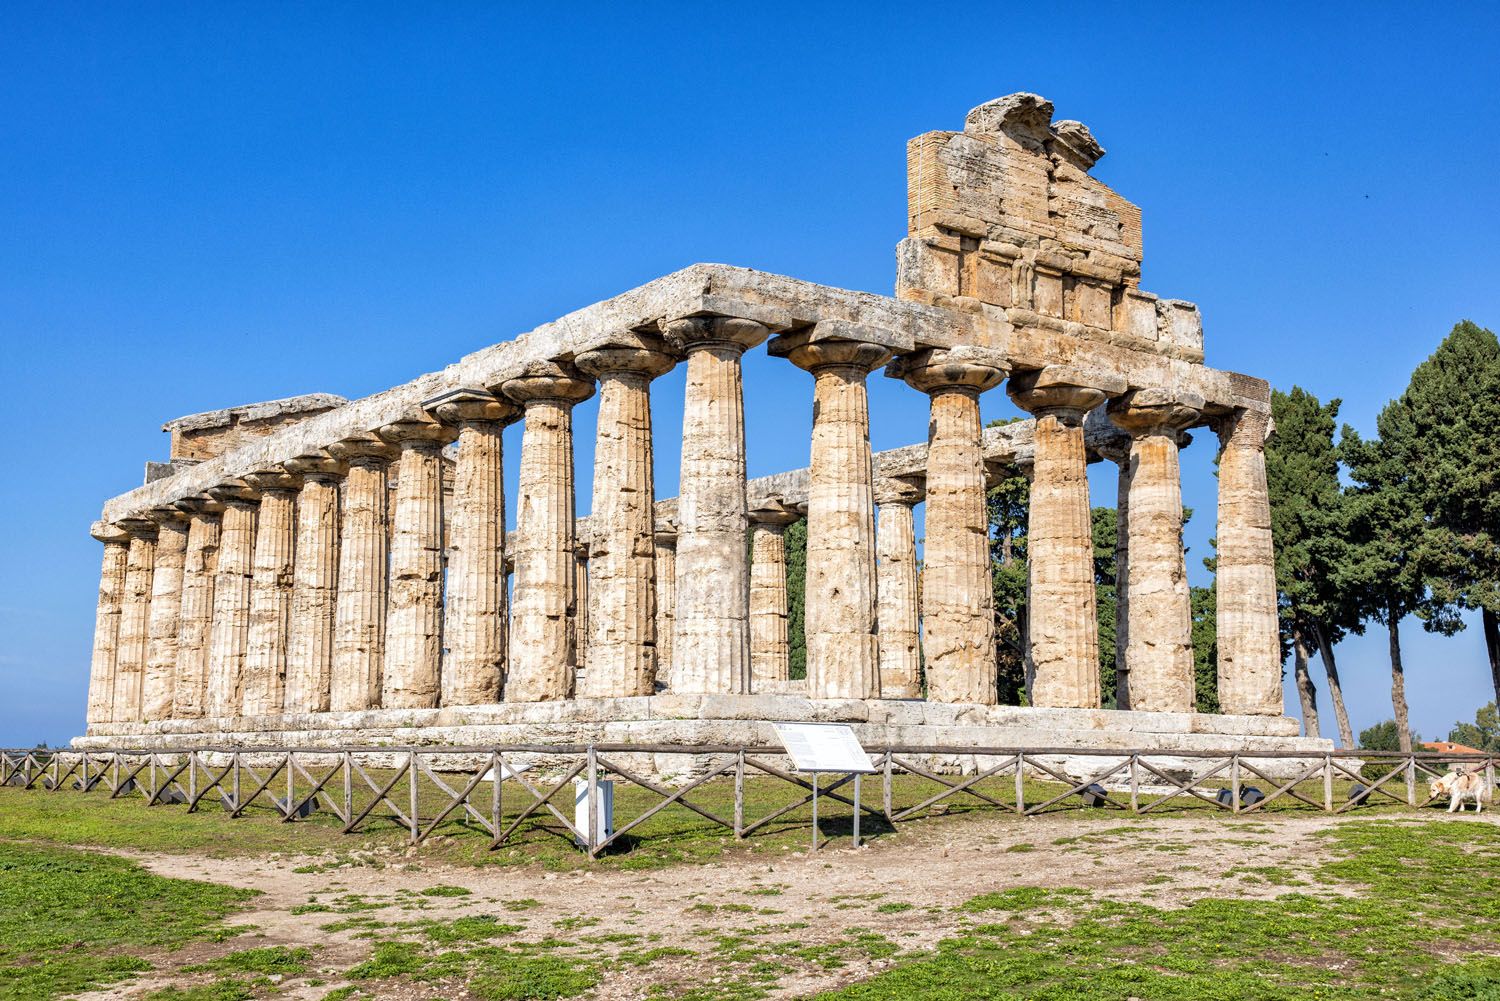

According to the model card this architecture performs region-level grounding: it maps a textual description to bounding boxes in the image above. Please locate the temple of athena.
[76,94,1328,762]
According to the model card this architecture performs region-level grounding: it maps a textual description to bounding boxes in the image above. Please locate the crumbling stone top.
[162,393,349,463]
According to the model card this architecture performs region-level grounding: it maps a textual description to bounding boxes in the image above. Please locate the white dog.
[1429,768,1492,813]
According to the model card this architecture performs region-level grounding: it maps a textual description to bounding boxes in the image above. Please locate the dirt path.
[75,810,1500,1000]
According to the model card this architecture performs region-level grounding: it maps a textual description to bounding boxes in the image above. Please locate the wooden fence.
[2,745,1495,858]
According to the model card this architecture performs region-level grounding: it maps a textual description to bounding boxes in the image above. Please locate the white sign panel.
[479,761,533,782]
[773,722,875,773]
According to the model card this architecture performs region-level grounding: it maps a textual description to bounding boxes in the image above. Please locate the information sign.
[773,722,875,773]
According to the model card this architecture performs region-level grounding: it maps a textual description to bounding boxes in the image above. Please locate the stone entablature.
[79,94,1291,751]
[163,393,349,463]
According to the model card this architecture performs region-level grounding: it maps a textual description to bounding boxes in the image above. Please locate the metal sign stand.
[772,722,875,853]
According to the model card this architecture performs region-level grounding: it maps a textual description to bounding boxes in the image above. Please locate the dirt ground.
[69,808,1500,1001]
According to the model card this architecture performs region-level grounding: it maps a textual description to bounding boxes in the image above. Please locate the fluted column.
[205,483,258,717]
[1108,388,1203,713]
[892,346,1008,704]
[1214,407,1282,715]
[172,497,221,719]
[425,389,518,706]
[576,343,674,698]
[653,519,677,690]
[327,436,397,712]
[1008,367,1123,709]
[86,522,131,726]
[281,456,344,713]
[875,477,923,699]
[664,316,772,695]
[378,418,457,709]
[748,503,799,688]
[572,541,590,674]
[111,519,157,722]
[141,509,189,722]
[778,332,893,699]
[499,361,595,702]
[240,470,301,717]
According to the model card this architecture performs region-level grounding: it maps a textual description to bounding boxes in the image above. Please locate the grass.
[811,820,1500,999]
[0,841,254,1001]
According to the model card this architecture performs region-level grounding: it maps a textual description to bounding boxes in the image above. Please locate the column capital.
[497,359,596,407]
[874,475,924,507]
[91,520,131,545]
[327,434,399,465]
[116,517,159,540]
[143,506,191,527]
[283,453,348,479]
[174,493,226,517]
[661,315,772,355]
[422,387,521,426]
[242,467,304,493]
[1211,406,1272,450]
[1007,365,1127,422]
[769,320,906,375]
[889,345,1009,395]
[207,480,261,505]
[749,498,800,527]
[574,339,676,381]
[653,518,678,547]
[1107,387,1205,437]
[377,414,460,447]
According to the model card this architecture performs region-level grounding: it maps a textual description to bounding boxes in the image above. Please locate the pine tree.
[1386,321,1500,705]
[1266,387,1356,744]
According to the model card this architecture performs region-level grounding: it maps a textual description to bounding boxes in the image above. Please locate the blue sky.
[2,4,1497,747]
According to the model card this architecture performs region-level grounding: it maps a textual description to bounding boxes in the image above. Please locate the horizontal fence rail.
[3,745,1496,858]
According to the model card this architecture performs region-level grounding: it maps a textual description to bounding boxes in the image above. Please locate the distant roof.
[1421,741,1486,755]
[162,393,348,434]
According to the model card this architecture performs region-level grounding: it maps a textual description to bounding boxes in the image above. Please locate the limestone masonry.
[78,95,1314,761]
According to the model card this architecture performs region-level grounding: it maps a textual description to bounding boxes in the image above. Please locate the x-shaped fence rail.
[2,745,1495,857]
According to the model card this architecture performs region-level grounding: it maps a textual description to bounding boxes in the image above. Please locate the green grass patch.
[184,944,312,976]
[0,841,254,1001]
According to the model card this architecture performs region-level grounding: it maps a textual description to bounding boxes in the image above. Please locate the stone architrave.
[653,519,677,689]
[111,519,158,723]
[282,455,345,714]
[575,342,675,698]
[240,469,302,717]
[85,522,131,726]
[205,483,259,717]
[874,477,923,699]
[663,315,775,695]
[498,360,595,702]
[327,436,397,712]
[1008,366,1125,709]
[776,328,896,700]
[424,389,518,707]
[1108,388,1203,713]
[378,417,458,709]
[1214,407,1282,715]
[172,497,222,719]
[141,508,190,721]
[891,346,1008,704]
[748,502,800,688]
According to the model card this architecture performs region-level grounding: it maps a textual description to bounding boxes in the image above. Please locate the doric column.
[774,328,895,699]
[205,482,259,717]
[892,346,1008,704]
[653,518,677,689]
[172,497,221,719]
[240,469,301,717]
[499,360,595,702]
[281,455,345,714]
[664,315,774,695]
[572,541,590,675]
[1213,407,1282,715]
[141,508,189,722]
[327,435,397,712]
[1007,366,1124,709]
[86,522,131,726]
[424,389,518,707]
[575,342,675,698]
[377,417,457,709]
[748,502,800,688]
[111,518,157,722]
[1107,388,1203,713]
[874,477,923,699]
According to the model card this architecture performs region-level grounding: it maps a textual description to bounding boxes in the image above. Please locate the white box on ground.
[773,722,875,773]
[573,778,614,847]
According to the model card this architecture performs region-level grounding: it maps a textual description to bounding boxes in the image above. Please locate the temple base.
[74,695,1331,782]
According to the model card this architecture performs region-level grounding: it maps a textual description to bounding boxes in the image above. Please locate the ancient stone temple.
[76,95,1319,757]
